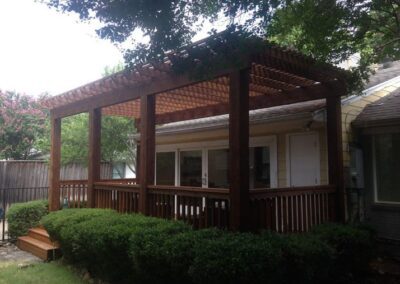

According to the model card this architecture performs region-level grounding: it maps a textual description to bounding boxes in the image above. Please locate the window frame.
[372,134,400,205]
[155,136,278,188]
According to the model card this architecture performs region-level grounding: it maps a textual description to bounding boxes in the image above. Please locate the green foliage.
[189,232,283,284]
[0,91,47,160]
[45,0,400,91]
[37,113,136,172]
[42,209,190,283]
[6,200,48,240]
[43,210,375,284]
[312,223,376,283]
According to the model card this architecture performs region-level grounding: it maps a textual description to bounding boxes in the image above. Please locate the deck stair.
[17,227,60,260]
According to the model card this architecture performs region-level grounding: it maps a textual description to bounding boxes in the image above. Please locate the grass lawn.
[0,261,86,284]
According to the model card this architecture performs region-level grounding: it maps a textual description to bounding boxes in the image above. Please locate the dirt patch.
[0,242,41,267]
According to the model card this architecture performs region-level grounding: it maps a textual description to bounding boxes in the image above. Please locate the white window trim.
[155,136,278,188]
[286,131,321,187]
[372,136,400,205]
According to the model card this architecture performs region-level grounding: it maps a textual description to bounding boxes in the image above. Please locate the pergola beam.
[51,67,240,119]
[139,94,156,214]
[88,108,102,208]
[48,116,61,211]
[229,69,250,231]
[326,96,345,223]
[155,81,344,124]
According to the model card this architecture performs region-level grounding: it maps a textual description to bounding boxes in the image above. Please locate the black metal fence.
[0,187,48,242]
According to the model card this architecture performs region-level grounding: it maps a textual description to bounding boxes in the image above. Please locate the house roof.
[353,88,400,127]
[42,32,346,124]
[155,99,325,135]
[365,61,400,89]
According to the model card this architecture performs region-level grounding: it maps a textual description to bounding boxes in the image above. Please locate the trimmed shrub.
[42,209,190,283]
[42,210,375,284]
[278,234,335,284]
[312,223,375,283]
[7,200,48,240]
[130,228,223,283]
[189,231,283,284]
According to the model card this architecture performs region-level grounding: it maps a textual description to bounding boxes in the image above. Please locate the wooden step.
[28,228,59,246]
[17,236,60,261]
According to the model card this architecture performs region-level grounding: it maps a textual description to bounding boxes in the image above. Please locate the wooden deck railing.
[60,180,88,208]
[94,181,139,213]
[60,180,336,231]
[147,185,229,229]
[250,185,336,233]
[59,179,136,209]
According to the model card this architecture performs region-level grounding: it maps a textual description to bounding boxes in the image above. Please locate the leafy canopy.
[37,113,136,173]
[44,0,400,90]
[0,91,47,160]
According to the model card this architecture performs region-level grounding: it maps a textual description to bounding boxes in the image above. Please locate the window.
[373,133,400,203]
[250,146,271,189]
[156,152,175,185]
[112,162,125,179]
[208,149,229,188]
[180,150,202,187]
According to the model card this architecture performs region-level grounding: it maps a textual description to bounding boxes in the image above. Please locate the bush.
[278,234,335,284]
[42,209,190,283]
[130,228,223,283]
[312,223,375,283]
[189,231,283,284]
[42,210,375,284]
[7,200,48,240]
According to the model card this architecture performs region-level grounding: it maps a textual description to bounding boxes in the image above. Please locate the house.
[42,34,348,232]
[351,65,400,245]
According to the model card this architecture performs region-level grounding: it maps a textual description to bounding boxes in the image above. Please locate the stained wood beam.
[229,69,250,231]
[326,96,346,223]
[88,108,102,208]
[139,94,156,214]
[48,116,61,211]
[51,67,241,119]
[155,81,345,124]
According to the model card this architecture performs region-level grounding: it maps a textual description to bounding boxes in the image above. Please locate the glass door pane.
[180,150,202,187]
[208,149,229,188]
[156,152,175,185]
[250,146,271,189]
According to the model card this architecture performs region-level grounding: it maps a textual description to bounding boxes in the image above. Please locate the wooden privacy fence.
[89,182,336,232]
[0,161,113,241]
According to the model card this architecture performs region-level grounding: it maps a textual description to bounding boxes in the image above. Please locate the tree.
[36,112,136,177]
[44,0,400,91]
[0,91,47,160]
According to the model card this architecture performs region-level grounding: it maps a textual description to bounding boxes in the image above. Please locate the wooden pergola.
[43,35,346,231]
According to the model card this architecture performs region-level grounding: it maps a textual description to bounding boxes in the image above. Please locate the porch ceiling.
[42,34,347,124]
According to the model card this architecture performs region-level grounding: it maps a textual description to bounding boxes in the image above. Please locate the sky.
[0,0,123,97]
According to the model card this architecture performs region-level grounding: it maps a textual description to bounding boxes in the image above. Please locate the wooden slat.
[139,94,155,214]
[87,108,101,207]
[229,69,250,231]
[48,117,61,211]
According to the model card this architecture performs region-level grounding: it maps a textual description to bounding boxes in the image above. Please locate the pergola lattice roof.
[43,34,347,123]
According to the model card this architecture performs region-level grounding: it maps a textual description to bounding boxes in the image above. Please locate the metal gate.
[0,187,48,242]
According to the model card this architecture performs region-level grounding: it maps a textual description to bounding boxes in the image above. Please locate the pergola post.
[229,69,250,231]
[326,96,345,223]
[48,116,61,211]
[139,95,155,214]
[88,108,102,208]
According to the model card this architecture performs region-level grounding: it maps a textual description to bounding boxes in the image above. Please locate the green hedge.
[7,200,48,240]
[42,209,375,284]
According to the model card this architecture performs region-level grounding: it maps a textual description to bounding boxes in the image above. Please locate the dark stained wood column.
[88,108,102,208]
[229,69,250,231]
[139,95,155,214]
[326,96,346,223]
[48,116,61,211]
